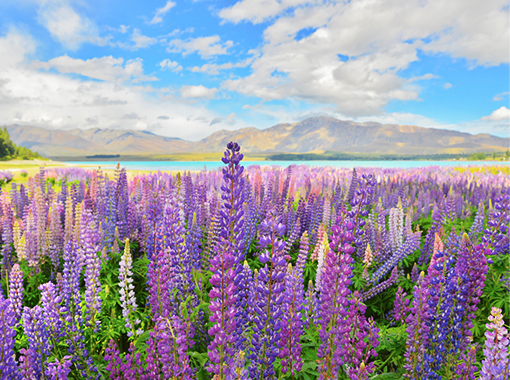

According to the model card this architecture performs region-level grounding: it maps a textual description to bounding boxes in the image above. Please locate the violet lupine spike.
[45,356,73,380]
[304,279,319,329]
[39,282,65,344]
[361,266,398,302]
[0,298,21,380]
[147,236,171,320]
[393,286,410,324]
[345,293,379,379]
[371,230,420,283]
[226,351,249,380]
[403,272,431,379]
[295,230,309,277]
[249,211,287,380]
[119,238,142,338]
[278,264,304,376]
[156,315,195,379]
[23,305,51,379]
[81,207,102,331]
[8,263,24,322]
[207,239,238,377]
[454,346,477,380]
[452,234,488,352]
[317,221,355,379]
[480,307,510,380]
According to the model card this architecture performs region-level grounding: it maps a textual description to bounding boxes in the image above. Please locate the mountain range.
[7,117,509,158]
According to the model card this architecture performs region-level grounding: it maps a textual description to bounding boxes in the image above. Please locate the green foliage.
[0,126,43,160]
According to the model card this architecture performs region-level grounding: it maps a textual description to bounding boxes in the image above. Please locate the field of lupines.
[0,141,509,380]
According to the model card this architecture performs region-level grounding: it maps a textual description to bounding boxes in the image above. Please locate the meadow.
[0,141,509,379]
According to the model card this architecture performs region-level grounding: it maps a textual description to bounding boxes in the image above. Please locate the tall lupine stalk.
[119,238,142,338]
[81,207,101,330]
[404,272,431,379]
[8,263,24,321]
[249,211,287,380]
[480,307,510,379]
[207,141,245,378]
[0,297,20,379]
[278,263,304,375]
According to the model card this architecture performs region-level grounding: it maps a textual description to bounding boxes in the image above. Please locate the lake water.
[65,160,506,171]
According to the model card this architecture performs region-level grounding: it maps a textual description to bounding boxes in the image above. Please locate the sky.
[0,0,509,141]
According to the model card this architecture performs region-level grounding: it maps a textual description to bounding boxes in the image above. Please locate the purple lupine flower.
[403,272,431,378]
[207,239,238,376]
[23,306,51,379]
[249,211,287,380]
[119,238,142,338]
[81,207,102,330]
[454,346,477,380]
[45,356,73,380]
[452,234,488,352]
[304,279,319,329]
[480,307,510,379]
[278,264,304,375]
[8,263,24,322]
[393,286,410,324]
[226,351,249,380]
[317,231,354,378]
[0,298,20,379]
[105,340,146,380]
[147,223,171,320]
[152,315,195,379]
[39,282,65,344]
[371,231,420,283]
[361,266,398,301]
[344,292,379,379]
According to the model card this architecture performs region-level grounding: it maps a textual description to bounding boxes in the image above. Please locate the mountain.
[192,117,509,154]
[6,117,509,158]
[7,125,192,157]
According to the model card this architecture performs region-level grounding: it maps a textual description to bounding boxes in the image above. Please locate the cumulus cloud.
[35,55,158,83]
[35,0,108,50]
[180,85,218,99]
[168,36,233,58]
[159,59,182,72]
[443,83,452,90]
[218,0,509,117]
[481,106,510,121]
[149,1,176,25]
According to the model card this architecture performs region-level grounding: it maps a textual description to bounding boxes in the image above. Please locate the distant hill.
[7,117,510,158]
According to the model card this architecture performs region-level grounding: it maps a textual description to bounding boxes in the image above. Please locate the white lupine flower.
[119,238,143,337]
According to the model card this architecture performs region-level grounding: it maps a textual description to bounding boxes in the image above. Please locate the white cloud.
[407,73,439,83]
[149,1,176,25]
[131,28,158,49]
[168,36,234,58]
[35,55,158,83]
[481,106,510,121]
[36,0,108,50]
[219,0,313,24]
[0,30,36,70]
[443,83,452,90]
[159,59,182,72]
[218,0,509,117]
[493,92,509,101]
[190,58,253,75]
[180,85,218,99]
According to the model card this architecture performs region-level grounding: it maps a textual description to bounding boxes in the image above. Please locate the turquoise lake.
[65,160,506,171]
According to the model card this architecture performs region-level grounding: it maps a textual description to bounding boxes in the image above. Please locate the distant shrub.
[20,170,28,178]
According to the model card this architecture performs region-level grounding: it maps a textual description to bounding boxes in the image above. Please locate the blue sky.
[0,0,508,140]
